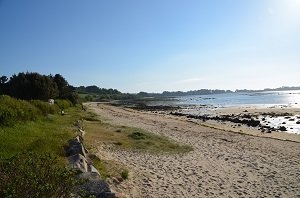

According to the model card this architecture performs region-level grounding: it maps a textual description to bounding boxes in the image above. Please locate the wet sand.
[85,102,300,198]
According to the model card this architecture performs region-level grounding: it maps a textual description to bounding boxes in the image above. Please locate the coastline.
[176,105,300,142]
[85,102,300,197]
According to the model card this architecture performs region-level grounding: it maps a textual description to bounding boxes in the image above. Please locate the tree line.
[76,85,135,101]
[0,72,78,104]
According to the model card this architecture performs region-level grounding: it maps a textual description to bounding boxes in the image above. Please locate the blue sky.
[0,0,300,93]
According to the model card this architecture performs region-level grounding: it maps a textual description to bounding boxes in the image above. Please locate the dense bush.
[0,95,61,126]
[0,152,79,197]
[0,95,41,126]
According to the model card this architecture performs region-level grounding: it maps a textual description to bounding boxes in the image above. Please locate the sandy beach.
[86,103,300,198]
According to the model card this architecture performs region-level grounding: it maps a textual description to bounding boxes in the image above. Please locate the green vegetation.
[0,72,79,104]
[84,112,192,154]
[0,95,82,159]
[0,95,41,126]
[76,85,135,101]
[0,152,79,197]
[0,95,86,196]
[0,106,82,160]
[0,95,72,127]
[30,100,59,116]
[121,170,129,180]
[55,99,73,110]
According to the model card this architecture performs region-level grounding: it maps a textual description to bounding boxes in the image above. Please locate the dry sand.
[86,103,300,198]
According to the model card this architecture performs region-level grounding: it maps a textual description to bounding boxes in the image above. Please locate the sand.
[85,102,300,198]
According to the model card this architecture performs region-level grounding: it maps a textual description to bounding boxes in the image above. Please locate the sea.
[153,90,300,134]
[175,90,300,108]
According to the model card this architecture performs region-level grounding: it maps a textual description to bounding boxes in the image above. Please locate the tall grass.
[30,100,59,116]
[0,95,73,126]
[0,95,41,126]
[0,95,81,159]
[0,107,82,160]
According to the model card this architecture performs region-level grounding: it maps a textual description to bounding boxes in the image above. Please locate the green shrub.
[30,100,59,116]
[55,99,73,110]
[121,170,129,180]
[128,131,146,140]
[0,152,79,197]
[0,95,41,126]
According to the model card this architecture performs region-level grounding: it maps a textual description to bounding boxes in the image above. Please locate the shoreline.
[122,101,300,141]
[173,105,300,142]
[85,103,300,197]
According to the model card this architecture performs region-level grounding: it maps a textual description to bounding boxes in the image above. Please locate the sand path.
[86,103,300,198]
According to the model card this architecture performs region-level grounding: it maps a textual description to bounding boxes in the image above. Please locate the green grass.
[89,154,129,180]
[84,112,192,154]
[0,107,83,160]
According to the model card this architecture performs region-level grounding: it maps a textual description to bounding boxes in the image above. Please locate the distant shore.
[85,102,300,197]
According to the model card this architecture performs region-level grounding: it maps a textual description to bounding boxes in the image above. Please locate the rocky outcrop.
[66,123,115,198]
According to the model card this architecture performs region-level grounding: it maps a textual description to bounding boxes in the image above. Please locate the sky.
[0,0,300,93]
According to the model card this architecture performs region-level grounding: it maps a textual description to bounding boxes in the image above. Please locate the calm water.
[176,90,300,107]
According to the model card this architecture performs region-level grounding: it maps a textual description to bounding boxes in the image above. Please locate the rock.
[78,180,115,198]
[78,172,101,181]
[89,164,101,176]
[66,141,87,157]
[68,154,88,173]
[78,129,86,137]
[278,126,287,131]
[296,121,300,124]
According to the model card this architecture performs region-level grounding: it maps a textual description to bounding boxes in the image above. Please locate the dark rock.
[78,172,101,181]
[278,126,287,131]
[66,142,87,157]
[78,180,115,198]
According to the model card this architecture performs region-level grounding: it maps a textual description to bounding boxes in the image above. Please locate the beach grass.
[0,107,82,160]
[84,112,193,154]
